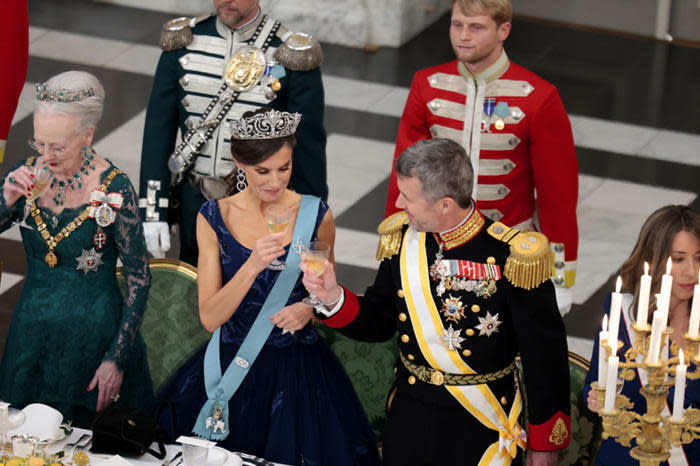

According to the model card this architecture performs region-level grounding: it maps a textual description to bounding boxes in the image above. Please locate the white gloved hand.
[142,221,171,258]
[554,285,573,316]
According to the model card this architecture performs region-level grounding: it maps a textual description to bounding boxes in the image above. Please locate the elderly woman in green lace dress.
[0,71,152,426]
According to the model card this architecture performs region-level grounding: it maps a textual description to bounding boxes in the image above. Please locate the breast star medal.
[76,248,103,274]
[441,295,466,323]
[475,311,502,337]
[440,324,466,351]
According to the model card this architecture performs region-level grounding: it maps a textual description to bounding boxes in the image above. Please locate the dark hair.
[224,108,296,194]
[621,205,700,323]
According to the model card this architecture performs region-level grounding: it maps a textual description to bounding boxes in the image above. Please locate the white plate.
[206,447,229,466]
[38,423,73,444]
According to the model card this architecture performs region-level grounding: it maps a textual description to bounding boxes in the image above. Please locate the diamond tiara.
[230,110,302,140]
[35,83,96,103]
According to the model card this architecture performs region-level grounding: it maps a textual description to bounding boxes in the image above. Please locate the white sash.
[621,295,689,466]
[400,228,526,465]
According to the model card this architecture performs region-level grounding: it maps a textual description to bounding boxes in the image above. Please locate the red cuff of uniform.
[323,286,359,328]
[528,411,570,451]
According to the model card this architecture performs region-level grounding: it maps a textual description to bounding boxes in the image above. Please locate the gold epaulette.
[274,33,323,71]
[487,222,553,290]
[159,14,210,51]
[376,212,408,261]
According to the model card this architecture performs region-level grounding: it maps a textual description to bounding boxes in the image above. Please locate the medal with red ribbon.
[431,254,501,298]
[88,190,123,249]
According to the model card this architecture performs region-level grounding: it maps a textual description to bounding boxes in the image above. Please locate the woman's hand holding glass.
[3,165,37,208]
[247,231,287,274]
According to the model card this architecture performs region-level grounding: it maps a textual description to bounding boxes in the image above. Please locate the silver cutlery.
[64,433,90,451]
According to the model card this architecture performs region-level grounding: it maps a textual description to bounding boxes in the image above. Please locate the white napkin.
[96,455,133,466]
[8,403,62,440]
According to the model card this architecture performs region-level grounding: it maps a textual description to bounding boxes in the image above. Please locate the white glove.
[554,285,573,316]
[143,221,171,258]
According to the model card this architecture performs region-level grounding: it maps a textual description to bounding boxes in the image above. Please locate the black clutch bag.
[91,404,167,459]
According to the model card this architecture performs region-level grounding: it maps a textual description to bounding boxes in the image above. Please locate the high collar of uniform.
[458,49,510,84]
[437,203,485,250]
[216,8,263,40]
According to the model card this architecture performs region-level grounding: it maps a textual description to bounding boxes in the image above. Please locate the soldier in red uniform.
[385,0,578,311]
[0,0,29,165]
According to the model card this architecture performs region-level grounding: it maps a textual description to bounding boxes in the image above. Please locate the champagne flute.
[19,164,52,229]
[265,204,291,271]
[302,241,331,307]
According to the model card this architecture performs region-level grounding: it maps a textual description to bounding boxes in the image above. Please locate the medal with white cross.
[93,229,107,250]
[440,324,466,351]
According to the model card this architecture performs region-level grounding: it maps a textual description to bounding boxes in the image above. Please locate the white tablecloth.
[47,427,286,466]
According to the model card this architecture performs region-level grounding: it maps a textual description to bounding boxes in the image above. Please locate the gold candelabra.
[593,326,700,466]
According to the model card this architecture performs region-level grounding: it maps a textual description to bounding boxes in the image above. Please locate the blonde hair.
[452,0,513,26]
[34,70,105,132]
[621,205,700,323]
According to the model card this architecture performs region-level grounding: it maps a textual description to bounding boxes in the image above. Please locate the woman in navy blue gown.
[583,205,700,465]
[157,109,380,466]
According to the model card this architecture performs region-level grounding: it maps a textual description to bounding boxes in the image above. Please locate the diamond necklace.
[49,146,96,206]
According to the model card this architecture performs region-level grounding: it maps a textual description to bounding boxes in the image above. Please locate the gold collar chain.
[30,168,121,268]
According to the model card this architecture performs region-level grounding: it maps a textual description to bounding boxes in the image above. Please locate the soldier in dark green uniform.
[139,0,327,265]
[301,139,571,466]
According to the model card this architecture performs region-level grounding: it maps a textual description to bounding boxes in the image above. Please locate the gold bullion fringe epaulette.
[487,222,553,290]
[400,353,517,386]
[160,14,211,51]
[376,211,408,261]
[274,32,323,71]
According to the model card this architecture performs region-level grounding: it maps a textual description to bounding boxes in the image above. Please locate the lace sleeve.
[0,162,25,234]
[104,174,151,370]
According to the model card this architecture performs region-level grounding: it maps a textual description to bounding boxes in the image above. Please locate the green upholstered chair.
[314,324,399,438]
[517,351,602,466]
[117,259,211,393]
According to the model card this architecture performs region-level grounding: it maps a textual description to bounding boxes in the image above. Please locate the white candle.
[604,355,620,411]
[598,315,610,386]
[673,350,687,421]
[608,276,623,353]
[636,262,652,328]
[648,310,665,364]
[658,258,673,323]
[689,276,700,338]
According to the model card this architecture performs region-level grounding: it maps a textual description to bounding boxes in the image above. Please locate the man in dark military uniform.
[302,138,570,466]
[139,0,327,265]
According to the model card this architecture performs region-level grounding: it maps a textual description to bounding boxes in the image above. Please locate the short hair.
[452,0,513,26]
[621,205,700,323]
[34,71,105,132]
[225,108,297,194]
[396,138,473,208]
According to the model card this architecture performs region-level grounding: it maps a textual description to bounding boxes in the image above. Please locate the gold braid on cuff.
[400,352,516,386]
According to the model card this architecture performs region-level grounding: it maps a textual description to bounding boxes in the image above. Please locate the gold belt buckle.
[430,369,445,386]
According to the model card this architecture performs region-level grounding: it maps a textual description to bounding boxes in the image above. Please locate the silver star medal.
[76,248,103,274]
[440,324,465,351]
[475,311,502,337]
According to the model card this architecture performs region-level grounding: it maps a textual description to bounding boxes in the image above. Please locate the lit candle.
[689,274,700,338]
[636,262,652,328]
[647,310,665,364]
[608,276,623,352]
[673,350,687,421]
[598,315,609,386]
[658,258,673,323]
[604,355,619,411]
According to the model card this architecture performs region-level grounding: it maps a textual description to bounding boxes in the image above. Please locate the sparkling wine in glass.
[302,241,331,307]
[19,164,52,229]
[266,204,291,271]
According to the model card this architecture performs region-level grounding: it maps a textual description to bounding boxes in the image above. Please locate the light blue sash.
[193,195,320,440]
